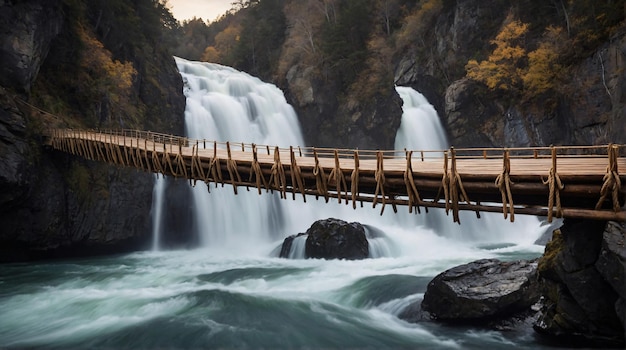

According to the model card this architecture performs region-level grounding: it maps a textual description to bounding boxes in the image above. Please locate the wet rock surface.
[534,220,625,348]
[420,258,540,320]
[280,218,369,260]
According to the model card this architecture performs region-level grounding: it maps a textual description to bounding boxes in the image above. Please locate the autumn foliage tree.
[465,19,529,93]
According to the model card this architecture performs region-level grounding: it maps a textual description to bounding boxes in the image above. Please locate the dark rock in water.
[421,258,539,321]
[535,220,625,348]
[279,232,306,258]
[304,218,369,260]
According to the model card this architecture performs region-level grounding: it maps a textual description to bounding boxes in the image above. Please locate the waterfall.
[150,174,166,251]
[394,86,447,151]
[175,57,305,252]
[150,57,545,256]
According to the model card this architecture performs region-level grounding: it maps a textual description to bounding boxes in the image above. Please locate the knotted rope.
[172,143,188,179]
[494,149,515,222]
[437,152,451,214]
[143,140,152,173]
[350,151,360,209]
[373,151,388,215]
[249,144,269,195]
[542,147,564,223]
[596,144,622,212]
[447,147,470,224]
[328,149,348,204]
[151,142,165,176]
[225,142,242,194]
[404,150,423,214]
[190,143,209,187]
[207,141,223,192]
[269,146,287,199]
[289,146,306,201]
[313,149,329,202]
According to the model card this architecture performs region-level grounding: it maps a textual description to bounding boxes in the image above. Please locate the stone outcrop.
[0,1,186,261]
[284,64,402,150]
[534,220,625,347]
[280,218,369,260]
[419,258,540,321]
[0,0,63,93]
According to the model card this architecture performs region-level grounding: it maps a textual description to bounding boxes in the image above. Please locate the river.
[0,58,558,349]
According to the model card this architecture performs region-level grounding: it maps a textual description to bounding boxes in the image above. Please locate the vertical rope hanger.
[404,150,423,214]
[289,146,307,202]
[596,144,622,212]
[350,151,360,209]
[249,144,269,195]
[312,148,329,202]
[328,149,348,204]
[372,151,388,215]
[225,142,242,194]
[269,146,287,199]
[542,146,564,223]
[495,149,515,222]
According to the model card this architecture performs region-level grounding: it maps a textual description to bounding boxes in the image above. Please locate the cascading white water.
[158,57,545,256]
[394,86,447,151]
[388,86,544,245]
[150,174,166,251]
[175,57,304,252]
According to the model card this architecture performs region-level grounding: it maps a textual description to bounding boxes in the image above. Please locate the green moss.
[537,228,564,280]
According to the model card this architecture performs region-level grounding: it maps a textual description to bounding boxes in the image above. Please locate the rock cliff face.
[535,220,626,347]
[394,0,626,148]
[284,64,402,149]
[0,0,185,261]
[0,0,63,93]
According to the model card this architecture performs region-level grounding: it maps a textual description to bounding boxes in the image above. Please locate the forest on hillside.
[31,0,625,140]
[169,0,625,105]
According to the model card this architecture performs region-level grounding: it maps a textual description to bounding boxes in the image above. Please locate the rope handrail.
[44,128,626,223]
[49,128,625,162]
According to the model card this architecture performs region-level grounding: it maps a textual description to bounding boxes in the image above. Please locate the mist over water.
[0,58,555,349]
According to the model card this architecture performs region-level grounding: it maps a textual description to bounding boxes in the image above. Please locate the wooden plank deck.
[46,129,626,223]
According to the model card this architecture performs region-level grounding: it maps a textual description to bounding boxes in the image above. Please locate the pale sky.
[167,0,234,22]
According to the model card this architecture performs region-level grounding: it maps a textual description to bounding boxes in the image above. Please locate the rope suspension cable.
[350,150,360,209]
[289,146,306,201]
[542,146,564,223]
[190,142,206,186]
[173,140,189,179]
[373,150,388,215]
[328,149,348,204]
[448,147,471,224]
[249,144,269,195]
[312,148,329,202]
[151,140,165,177]
[596,144,622,212]
[162,141,177,176]
[269,146,287,199]
[208,141,224,192]
[439,151,451,215]
[494,149,515,222]
[225,142,242,194]
[404,150,423,214]
[143,139,152,173]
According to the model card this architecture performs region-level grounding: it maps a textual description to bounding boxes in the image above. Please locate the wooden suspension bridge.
[45,129,625,223]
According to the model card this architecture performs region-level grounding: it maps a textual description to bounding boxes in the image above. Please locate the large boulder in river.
[304,218,369,260]
[421,258,540,321]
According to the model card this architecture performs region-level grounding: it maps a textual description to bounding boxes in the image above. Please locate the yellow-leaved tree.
[522,26,566,96]
[465,18,529,92]
[78,24,137,125]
